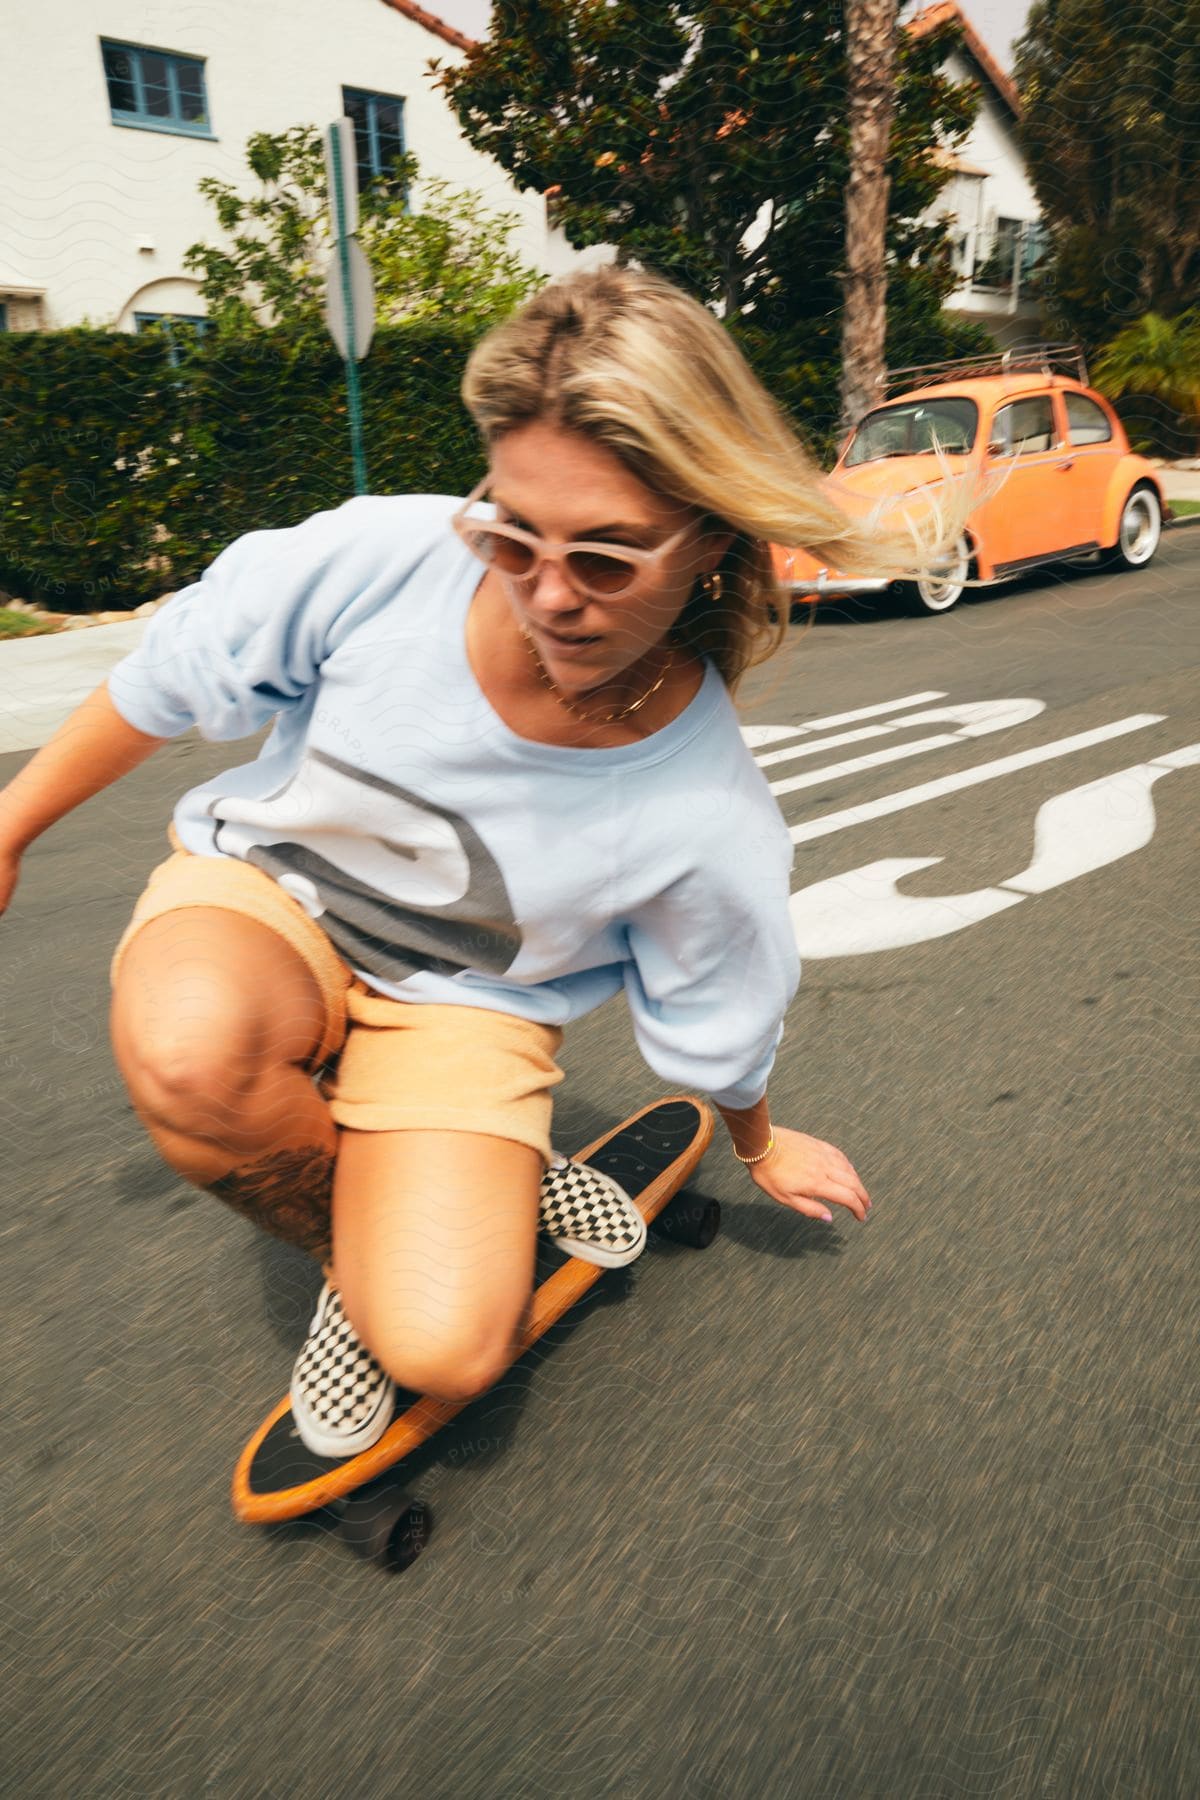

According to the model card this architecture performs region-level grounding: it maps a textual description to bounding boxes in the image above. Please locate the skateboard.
[232,1096,717,1569]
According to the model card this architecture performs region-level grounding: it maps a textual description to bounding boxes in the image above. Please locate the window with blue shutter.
[341,88,407,192]
[134,313,211,366]
[101,41,213,137]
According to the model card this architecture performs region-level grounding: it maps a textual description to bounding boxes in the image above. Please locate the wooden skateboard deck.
[232,1096,714,1532]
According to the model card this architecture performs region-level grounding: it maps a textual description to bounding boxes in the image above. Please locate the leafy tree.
[1015,0,1200,350]
[840,0,900,430]
[1092,311,1200,455]
[369,174,544,328]
[184,125,544,340]
[431,0,984,445]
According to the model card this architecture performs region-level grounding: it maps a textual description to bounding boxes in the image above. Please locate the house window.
[0,303,7,331]
[971,218,1047,300]
[134,312,209,337]
[101,40,212,137]
[134,312,210,366]
[342,87,406,192]
[1020,220,1049,282]
[973,218,1023,293]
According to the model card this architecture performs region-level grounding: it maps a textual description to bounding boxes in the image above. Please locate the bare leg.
[111,910,543,1404]
[331,1128,542,1404]
[111,908,340,1262]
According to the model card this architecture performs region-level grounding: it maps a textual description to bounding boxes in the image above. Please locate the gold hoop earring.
[702,571,724,603]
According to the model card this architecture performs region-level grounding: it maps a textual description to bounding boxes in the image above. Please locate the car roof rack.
[877,343,1089,395]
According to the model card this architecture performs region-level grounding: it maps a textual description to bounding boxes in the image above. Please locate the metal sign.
[323,234,375,363]
[322,116,372,494]
[322,119,359,236]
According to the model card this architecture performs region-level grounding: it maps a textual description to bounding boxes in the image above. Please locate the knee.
[116,1025,266,1136]
[361,1312,514,1406]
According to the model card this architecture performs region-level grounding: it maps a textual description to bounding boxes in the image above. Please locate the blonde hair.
[462,266,967,691]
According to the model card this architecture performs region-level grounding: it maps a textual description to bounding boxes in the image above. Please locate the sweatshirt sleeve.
[621,815,800,1110]
[105,496,449,741]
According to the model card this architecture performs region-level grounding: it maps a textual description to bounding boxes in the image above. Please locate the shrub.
[0,326,483,609]
[0,330,179,607]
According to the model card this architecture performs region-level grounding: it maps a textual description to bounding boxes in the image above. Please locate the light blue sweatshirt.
[107,495,800,1109]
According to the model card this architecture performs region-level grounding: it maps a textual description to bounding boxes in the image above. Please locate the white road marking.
[1002,753,1193,894]
[766,698,1046,790]
[788,714,1166,845]
[757,721,919,767]
[790,858,1022,956]
[789,741,1199,957]
[771,733,964,796]
[742,692,946,750]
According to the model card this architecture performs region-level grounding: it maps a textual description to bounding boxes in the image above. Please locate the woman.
[0,269,943,1458]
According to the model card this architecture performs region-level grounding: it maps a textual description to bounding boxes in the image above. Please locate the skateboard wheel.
[651,1193,720,1249]
[339,1491,431,1571]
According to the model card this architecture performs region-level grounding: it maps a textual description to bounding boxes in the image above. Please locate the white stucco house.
[0,0,588,335]
[1,1,1047,347]
[906,2,1047,348]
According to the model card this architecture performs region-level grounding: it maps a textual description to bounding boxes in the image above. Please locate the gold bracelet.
[733,1131,775,1166]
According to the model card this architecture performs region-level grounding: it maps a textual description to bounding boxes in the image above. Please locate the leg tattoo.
[210,1148,335,1263]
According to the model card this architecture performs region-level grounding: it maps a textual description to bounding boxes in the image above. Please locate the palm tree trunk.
[840,0,899,435]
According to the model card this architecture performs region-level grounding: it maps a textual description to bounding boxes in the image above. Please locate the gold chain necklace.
[521,630,673,725]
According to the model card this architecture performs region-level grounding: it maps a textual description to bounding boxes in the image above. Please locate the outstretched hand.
[747,1126,871,1224]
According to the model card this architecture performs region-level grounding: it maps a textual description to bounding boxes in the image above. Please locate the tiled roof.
[378,0,477,53]
[907,2,1021,117]
[930,145,992,178]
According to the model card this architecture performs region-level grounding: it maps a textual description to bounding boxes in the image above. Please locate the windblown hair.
[462,266,968,691]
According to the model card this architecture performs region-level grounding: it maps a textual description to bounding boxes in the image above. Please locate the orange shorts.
[110,829,564,1159]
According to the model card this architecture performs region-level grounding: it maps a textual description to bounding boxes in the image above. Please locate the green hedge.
[0,330,180,608]
[0,326,484,609]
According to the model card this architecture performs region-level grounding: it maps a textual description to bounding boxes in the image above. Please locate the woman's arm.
[716,1094,871,1225]
[715,1094,774,1162]
[0,681,170,911]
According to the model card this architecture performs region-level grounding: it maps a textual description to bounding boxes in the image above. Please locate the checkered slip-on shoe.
[290,1282,398,1458]
[539,1157,647,1268]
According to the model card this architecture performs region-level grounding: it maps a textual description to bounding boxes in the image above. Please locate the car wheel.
[1102,484,1162,570]
[897,534,972,615]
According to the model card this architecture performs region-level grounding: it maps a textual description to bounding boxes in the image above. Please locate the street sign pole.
[326,122,370,496]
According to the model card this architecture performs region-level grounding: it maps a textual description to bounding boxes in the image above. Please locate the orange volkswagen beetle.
[774,348,1166,614]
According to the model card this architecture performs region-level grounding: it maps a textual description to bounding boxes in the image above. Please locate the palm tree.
[839,0,899,433]
[1092,312,1200,456]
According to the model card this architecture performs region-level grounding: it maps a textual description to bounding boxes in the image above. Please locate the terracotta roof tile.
[378,0,477,53]
[907,2,1020,117]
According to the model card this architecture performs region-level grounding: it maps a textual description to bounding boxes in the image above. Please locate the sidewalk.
[0,619,147,755]
[1156,466,1200,502]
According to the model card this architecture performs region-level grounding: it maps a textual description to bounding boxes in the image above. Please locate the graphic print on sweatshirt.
[208,746,521,984]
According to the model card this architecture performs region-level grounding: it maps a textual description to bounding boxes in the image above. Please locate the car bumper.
[784,572,894,597]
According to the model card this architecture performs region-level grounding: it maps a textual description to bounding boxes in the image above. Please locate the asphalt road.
[3,533,1198,1798]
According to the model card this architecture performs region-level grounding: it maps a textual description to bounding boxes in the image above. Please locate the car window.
[989,396,1055,456]
[1065,393,1114,446]
[845,398,978,466]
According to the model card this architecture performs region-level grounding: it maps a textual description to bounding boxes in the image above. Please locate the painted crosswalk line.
[787,714,1165,845]
[761,698,1045,784]
[740,692,946,749]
